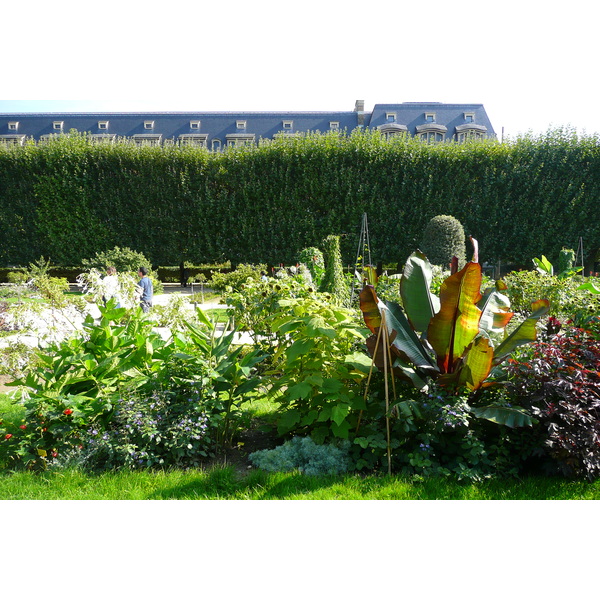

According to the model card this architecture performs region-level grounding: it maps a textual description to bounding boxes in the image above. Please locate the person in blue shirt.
[137,266,153,312]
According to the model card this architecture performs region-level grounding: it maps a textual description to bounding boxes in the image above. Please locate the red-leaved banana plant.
[360,238,550,399]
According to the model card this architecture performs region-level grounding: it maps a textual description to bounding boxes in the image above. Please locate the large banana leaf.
[493,299,550,364]
[470,405,535,427]
[427,261,483,373]
[400,251,441,333]
[360,287,438,378]
[456,335,495,390]
[478,284,514,335]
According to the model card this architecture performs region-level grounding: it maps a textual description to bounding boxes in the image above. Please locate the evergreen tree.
[420,215,467,268]
[320,235,350,306]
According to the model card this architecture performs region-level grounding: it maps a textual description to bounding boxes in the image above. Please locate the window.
[425,113,436,123]
[144,120,154,130]
[419,131,444,143]
[8,122,18,131]
[211,138,222,152]
[282,120,293,130]
[132,133,162,146]
[236,120,247,130]
[0,134,25,146]
[378,122,408,139]
[90,134,116,144]
[98,121,109,130]
[53,121,64,130]
[226,133,256,147]
[190,120,201,130]
[455,123,488,142]
[464,113,475,123]
[179,133,208,147]
[330,121,339,130]
[386,112,396,123]
[40,133,61,142]
[416,122,447,142]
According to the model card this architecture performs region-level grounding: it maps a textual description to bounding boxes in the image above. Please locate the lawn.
[1,464,599,500]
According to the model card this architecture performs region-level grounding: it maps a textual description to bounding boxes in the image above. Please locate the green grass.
[1,467,599,500]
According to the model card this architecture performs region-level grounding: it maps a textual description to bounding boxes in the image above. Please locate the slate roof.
[368,102,495,137]
[0,102,496,144]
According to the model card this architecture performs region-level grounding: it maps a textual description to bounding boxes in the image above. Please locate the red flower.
[19,424,26,430]
[51,451,58,458]
[4,434,12,440]
[63,409,73,415]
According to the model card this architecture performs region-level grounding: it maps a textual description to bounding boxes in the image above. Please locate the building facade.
[0,100,495,148]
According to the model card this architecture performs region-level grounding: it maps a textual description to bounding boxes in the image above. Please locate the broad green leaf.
[400,251,440,332]
[344,351,374,374]
[331,403,350,426]
[428,262,482,373]
[300,410,319,426]
[304,374,324,387]
[287,381,313,399]
[331,419,351,439]
[322,378,343,393]
[392,356,430,390]
[277,409,300,433]
[392,399,422,419]
[285,338,315,364]
[493,299,550,364]
[233,379,261,397]
[470,405,534,428]
[533,255,553,275]
[577,281,600,294]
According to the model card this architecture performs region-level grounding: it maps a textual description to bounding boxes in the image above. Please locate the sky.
[2,0,599,139]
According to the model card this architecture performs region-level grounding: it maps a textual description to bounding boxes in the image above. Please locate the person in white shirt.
[103,266,121,308]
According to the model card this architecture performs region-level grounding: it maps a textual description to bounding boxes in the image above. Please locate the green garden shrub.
[0,303,265,471]
[2,129,600,270]
[420,215,466,269]
[297,246,325,288]
[557,246,581,278]
[208,263,266,293]
[320,235,350,306]
[82,246,152,274]
[503,270,600,319]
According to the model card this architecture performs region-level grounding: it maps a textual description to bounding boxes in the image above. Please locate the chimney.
[354,99,365,125]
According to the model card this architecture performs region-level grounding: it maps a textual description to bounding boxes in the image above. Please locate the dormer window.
[282,120,293,130]
[53,121,64,130]
[386,113,396,123]
[144,120,154,130]
[425,113,436,123]
[236,120,247,130]
[98,121,109,130]
[8,121,18,131]
[330,121,339,130]
[464,113,475,123]
[190,120,201,130]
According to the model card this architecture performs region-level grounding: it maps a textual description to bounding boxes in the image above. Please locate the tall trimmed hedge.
[1,128,599,269]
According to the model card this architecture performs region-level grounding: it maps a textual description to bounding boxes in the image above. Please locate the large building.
[0,100,495,149]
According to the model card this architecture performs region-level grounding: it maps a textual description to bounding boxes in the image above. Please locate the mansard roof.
[0,101,496,143]
[368,102,495,137]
